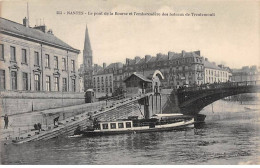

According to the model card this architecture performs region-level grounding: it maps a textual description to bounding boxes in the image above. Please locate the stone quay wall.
[0,91,86,116]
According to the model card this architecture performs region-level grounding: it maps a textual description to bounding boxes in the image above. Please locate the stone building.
[93,71,113,94]
[92,63,114,94]
[231,65,259,82]
[204,58,232,84]
[0,17,80,92]
[93,50,232,93]
[105,62,124,90]
[120,50,205,89]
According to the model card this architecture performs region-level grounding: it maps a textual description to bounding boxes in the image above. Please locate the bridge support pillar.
[143,96,150,119]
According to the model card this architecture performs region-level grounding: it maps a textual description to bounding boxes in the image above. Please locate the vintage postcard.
[0,0,259,165]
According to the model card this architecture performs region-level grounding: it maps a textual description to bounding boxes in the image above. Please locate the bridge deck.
[177,80,260,92]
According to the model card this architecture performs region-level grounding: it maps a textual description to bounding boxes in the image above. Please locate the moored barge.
[80,114,195,136]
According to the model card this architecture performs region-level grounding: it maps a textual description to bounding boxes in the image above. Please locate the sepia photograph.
[0,0,260,165]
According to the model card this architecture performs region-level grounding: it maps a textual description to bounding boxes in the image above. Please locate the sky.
[1,0,260,69]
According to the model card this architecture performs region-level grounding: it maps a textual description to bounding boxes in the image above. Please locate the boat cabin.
[96,120,133,131]
[151,113,183,120]
[151,113,192,122]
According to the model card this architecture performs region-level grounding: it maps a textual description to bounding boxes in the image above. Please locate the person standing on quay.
[4,114,9,129]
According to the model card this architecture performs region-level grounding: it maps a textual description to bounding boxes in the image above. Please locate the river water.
[1,100,260,165]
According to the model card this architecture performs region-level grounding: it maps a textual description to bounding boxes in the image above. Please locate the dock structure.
[8,93,152,144]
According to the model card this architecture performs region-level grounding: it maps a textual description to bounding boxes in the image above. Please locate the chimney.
[115,63,119,69]
[118,62,123,68]
[23,17,29,27]
[33,25,47,33]
[167,54,171,60]
[218,64,224,69]
[168,51,175,57]
[212,62,216,66]
[103,63,106,68]
[205,58,208,61]
[126,58,130,65]
[47,29,53,35]
[156,53,162,60]
[94,64,98,72]
[194,50,201,56]
[135,56,140,63]
[145,55,151,62]
[182,50,185,57]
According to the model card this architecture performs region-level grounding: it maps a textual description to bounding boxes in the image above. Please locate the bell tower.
[83,24,93,91]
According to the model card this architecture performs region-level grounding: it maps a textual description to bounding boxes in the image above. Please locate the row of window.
[94,84,113,88]
[93,76,112,82]
[0,44,75,72]
[93,75,123,82]
[94,87,113,93]
[205,77,224,83]
[205,69,228,77]
[101,122,132,130]
[45,76,75,92]
[104,69,123,74]
[124,57,202,70]
[0,69,76,92]
[94,81,113,84]
[114,76,123,81]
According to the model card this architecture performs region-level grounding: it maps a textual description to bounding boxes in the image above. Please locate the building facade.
[0,17,80,92]
[93,72,113,94]
[231,66,259,82]
[121,50,205,89]
[204,58,232,84]
[92,50,232,94]
[104,62,124,91]
[92,63,119,94]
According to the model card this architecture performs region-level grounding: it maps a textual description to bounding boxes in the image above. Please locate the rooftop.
[125,51,202,65]
[105,62,123,70]
[124,72,152,83]
[204,60,222,70]
[0,17,80,53]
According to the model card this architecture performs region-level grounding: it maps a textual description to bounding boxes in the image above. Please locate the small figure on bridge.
[54,117,59,127]
[105,92,109,105]
[74,125,82,135]
[89,114,93,121]
[34,123,38,130]
[37,123,42,132]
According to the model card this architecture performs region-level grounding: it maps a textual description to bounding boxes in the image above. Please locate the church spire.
[83,25,92,54]
[83,24,92,70]
[83,24,93,91]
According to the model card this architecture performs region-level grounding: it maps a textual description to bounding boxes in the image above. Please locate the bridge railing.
[177,80,259,92]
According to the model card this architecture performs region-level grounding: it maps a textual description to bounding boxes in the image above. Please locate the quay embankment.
[0,94,149,144]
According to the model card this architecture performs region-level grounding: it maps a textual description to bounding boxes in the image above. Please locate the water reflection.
[1,110,260,165]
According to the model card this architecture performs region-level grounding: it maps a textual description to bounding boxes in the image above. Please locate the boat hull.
[81,120,194,137]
